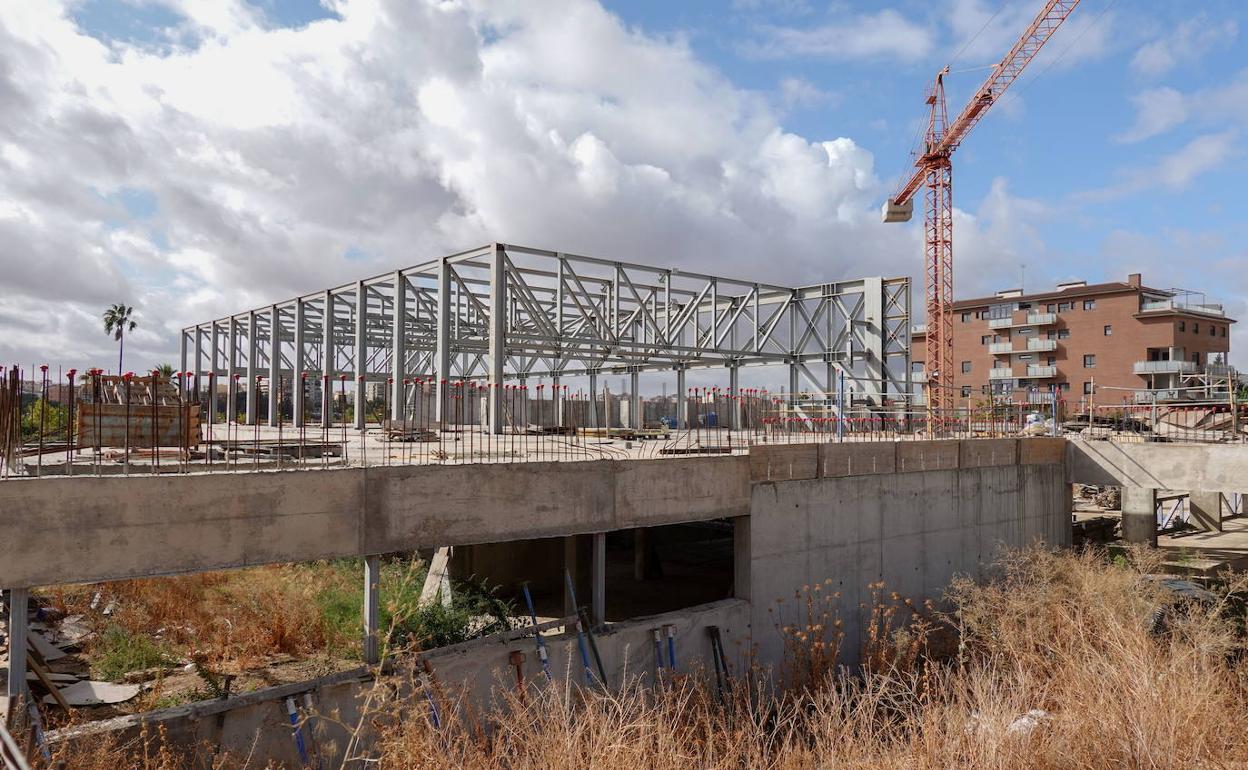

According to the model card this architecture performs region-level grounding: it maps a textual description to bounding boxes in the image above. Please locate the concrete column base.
[1121,487,1158,547]
[1188,491,1224,532]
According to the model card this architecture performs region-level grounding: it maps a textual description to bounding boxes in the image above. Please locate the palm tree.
[103,303,137,375]
[154,363,175,378]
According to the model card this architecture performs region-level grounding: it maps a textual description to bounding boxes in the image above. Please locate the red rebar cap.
[339,374,348,381]
[40,364,48,372]
[66,369,76,378]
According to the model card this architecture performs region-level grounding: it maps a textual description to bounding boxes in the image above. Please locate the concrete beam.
[1068,441,1248,493]
[1188,491,1224,533]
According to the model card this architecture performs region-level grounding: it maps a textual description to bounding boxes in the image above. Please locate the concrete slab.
[818,442,896,478]
[749,444,818,482]
[1020,437,1065,465]
[959,439,1018,469]
[896,441,959,473]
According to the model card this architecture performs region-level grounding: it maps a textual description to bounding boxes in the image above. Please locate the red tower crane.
[883,0,1080,427]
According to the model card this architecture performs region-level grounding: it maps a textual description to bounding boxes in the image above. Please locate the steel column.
[245,312,257,424]
[487,244,506,434]
[293,299,306,427]
[354,281,367,431]
[391,271,407,422]
[267,305,280,427]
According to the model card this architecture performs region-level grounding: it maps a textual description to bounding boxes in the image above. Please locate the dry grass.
[46,547,1248,769]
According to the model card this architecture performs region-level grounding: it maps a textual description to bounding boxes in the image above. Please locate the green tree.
[103,303,137,374]
[22,398,67,439]
[154,363,175,379]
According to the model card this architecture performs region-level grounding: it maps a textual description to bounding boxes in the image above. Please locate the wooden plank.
[76,404,199,449]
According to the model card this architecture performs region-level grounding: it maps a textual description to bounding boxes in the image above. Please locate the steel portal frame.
[181,243,911,432]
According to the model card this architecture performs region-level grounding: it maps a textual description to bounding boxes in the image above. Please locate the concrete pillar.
[592,532,606,626]
[245,312,257,425]
[728,365,740,429]
[354,280,367,431]
[363,555,380,665]
[391,271,406,423]
[733,516,751,601]
[563,535,579,617]
[267,305,280,427]
[6,588,28,704]
[1189,491,1224,532]
[552,375,563,428]
[293,299,305,427]
[1122,487,1158,547]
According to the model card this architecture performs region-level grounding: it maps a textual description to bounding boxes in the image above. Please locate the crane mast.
[883,0,1080,429]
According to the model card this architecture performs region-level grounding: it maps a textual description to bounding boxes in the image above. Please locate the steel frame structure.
[181,243,911,432]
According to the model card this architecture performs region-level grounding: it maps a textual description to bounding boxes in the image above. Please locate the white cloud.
[777,76,837,110]
[742,9,933,62]
[1118,69,1248,143]
[1078,131,1239,202]
[0,0,1046,372]
[1131,13,1237,76]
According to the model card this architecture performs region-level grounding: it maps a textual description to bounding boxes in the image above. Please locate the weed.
[92,626,175,681]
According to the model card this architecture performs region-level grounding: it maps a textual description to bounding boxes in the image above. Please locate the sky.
[1,0,1246,376]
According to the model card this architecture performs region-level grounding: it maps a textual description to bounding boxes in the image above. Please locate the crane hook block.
[881,198,914,223]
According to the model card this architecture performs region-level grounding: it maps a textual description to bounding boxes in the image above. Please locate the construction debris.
[41,681,140,707]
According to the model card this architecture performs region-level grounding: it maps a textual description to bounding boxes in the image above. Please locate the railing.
[1075,400,1247,444]
[1027,339,1058,352]
[1133,360,1198,375]
[988,342,1013,354]
[989,368,1015,379]
[1026,365,1057,378]
[1026,313,1057,325]
[987,317,1014,329]
[1140,299,1226,316]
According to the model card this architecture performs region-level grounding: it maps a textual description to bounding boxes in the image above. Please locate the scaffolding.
[180,243,912,433]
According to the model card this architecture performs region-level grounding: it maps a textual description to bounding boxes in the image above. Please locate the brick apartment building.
[911,273,1235,407]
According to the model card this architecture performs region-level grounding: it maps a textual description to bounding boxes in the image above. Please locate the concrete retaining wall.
[49,599,749,766]
[748,438,1069,665]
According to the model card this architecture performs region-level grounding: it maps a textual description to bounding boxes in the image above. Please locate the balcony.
[987,312,1057,329]
[987,342,1013,354]
[1027,338,1057,352]
[1133,360,1198,375]
[1140,299,1226,317]
[1025,365,1057,378]
[988,367,1015,379]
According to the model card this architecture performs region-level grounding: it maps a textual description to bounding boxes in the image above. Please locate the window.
[1057,329,1071,340]
[1046,303,1056,313]
[1103,325,1112,336]
[1058,301,1073,312]
[961,312,971,322]
[1083,299,1096,310]
[961,386,972,397]
[1046,330,1056,340]
[1059,382,1071,392]
[1019,354,1034,361]
[1223,326,1228,337]
[1083,354,1096,368]
[1018,326,1034,335]
[1019,302,1032,310]
[1192,352,1201,365]
[1194,323,1200,334]
[981,335,993,345]
[1179,321,1186,332]
[1211,325,1217,337]
[961,361,972,374]
[1046,356,1057,366]
[1083,381,1094,395]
